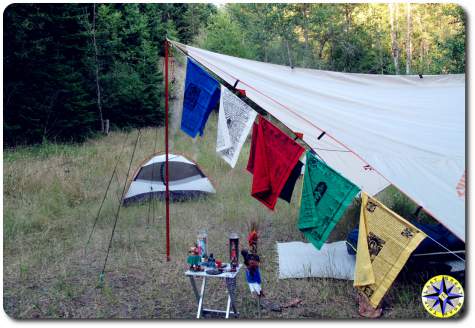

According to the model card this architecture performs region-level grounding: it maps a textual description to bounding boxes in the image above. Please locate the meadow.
[3,2,465,319]
[3,111,439,319]
[3,56,441,320]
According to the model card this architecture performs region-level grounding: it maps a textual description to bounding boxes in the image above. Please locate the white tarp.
[277,241,355,280]
[216,85,257,168]
[177,42,465,242]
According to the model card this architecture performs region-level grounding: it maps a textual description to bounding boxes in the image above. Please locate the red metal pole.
[164,39,170,261]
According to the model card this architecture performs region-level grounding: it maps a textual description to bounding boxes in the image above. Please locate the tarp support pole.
[165,39,171,261]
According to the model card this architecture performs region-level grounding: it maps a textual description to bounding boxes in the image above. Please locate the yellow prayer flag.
[354,192,427,308]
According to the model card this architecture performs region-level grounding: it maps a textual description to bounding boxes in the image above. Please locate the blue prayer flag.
[181,58,221,138]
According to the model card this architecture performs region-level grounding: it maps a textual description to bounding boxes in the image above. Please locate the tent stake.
[165,39,171,261]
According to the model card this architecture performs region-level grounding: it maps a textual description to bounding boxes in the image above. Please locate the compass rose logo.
[421,275,464,318]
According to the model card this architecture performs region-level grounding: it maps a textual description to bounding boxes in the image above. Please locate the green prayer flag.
[298,151,360,249]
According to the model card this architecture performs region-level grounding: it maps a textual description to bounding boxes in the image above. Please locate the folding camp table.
[185,264,242,319]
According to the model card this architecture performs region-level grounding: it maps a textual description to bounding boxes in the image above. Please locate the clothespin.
[413,206,423,218]
[293,132,304,140]
[232,80,246,96]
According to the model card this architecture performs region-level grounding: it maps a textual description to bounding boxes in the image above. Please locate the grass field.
[3,57,449,320]
[3,112,443,319]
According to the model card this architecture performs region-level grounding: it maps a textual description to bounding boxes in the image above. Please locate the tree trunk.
[301,3,310,67]
[317,37,327,60]
[191,5,196,36]
[104,119,110,135]
[344,4,352,34]
[418,7,427,74]
[285,38,293,68]
[377,34,384,74]
[389,3,400,74]
[406,3,412,74]
[92,4,104,132]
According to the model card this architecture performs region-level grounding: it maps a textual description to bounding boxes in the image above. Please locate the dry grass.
[3,116,436,319]
[3,56,438,320]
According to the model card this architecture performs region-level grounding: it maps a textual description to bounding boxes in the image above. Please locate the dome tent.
[123,153,216,205]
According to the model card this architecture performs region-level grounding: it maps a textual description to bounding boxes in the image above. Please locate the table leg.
[225,277,238,318]
[230,298,238,317]
[188,276,200,303]
[225,294,232,319]
[196,277,206,319]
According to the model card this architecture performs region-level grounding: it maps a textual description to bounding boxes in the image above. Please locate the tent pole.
[164,39,171,261]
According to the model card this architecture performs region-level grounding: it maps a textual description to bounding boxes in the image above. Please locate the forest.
[3,3,465,146]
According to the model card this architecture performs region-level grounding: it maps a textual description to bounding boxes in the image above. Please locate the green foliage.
[202,3,465,74]
[4,4,96,145]
[198,11,255,59]
[92,3,165,130]
[4,3,214,146]
[3,3,465,146]
[175,3,217,44]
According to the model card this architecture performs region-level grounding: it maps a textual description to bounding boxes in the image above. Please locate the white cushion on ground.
[277,241,355,280]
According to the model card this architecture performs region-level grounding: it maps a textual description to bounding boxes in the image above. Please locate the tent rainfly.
[123,153,216,205]
[171,41,465,242]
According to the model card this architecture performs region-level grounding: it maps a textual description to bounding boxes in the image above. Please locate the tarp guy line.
[171,42,334,162]
[85,133,130,251]
[171,41,393,187]
[101,129,141,278]
[172,42,359,157]
[169,40,465,243]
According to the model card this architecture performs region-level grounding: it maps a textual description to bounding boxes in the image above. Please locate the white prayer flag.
[216,85,257,168]
[183,42,465,241]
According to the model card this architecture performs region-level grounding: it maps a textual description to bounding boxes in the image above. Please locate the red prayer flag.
[246,116,305,210]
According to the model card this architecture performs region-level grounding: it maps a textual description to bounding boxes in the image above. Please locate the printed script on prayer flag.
[216,85,257,168]
[354,192,427,308]
[298,151,360,250]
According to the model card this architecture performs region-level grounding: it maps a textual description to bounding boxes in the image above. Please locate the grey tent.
[123,153,216,205]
